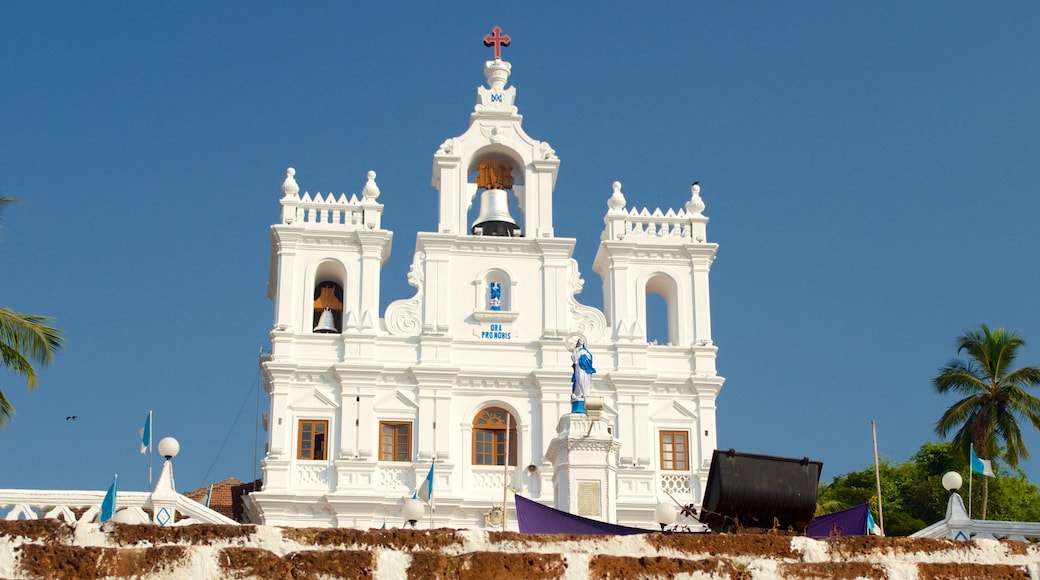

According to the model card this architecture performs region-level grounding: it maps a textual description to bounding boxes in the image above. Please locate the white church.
[245,29,723,530]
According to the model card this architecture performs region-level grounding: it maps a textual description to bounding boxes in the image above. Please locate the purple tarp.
[806,503,870,537]
[514,494,652,535]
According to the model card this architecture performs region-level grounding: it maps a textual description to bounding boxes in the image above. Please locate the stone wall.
[2,520,1039,579]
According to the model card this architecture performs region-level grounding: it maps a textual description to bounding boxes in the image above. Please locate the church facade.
[246,34,723,529]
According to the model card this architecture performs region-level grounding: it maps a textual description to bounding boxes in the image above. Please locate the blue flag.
[139,413,151,455]
[971,447,994,477]
[204,484,213,508]
[417,463,434,507]
[100,475,117,522]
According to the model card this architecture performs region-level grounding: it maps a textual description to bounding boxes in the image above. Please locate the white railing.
[292,464,332,490]
[621,208,696,238]
[280,192,382,230]
[470,466,519,494]
[0,489,237,526]
[912,492,1040,541]
[377,466,415,493]
[659,473,693,501]
[604,206,707,244]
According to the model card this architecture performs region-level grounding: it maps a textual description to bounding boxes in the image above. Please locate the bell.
[313,307,338,333]
[471,189,519,236]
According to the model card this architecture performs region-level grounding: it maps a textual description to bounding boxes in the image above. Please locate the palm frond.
[936,324,1040,471]
[0,388,12,424]
[933,363,986,395]
[936,396,979,437]
[0,308,64,389]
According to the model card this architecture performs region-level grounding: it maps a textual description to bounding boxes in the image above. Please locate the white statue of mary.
[571,339,596,413]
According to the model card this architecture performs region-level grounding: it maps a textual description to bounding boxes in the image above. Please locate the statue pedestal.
[545,412,622,523]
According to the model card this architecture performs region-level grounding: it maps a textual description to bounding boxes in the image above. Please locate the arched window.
[312,281,344,333]
[472,407,517,466]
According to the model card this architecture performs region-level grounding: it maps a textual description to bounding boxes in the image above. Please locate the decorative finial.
[483,26,511,60]
[607,181,626,213]
[362,170,380,201]
[686,181,705,215]
[281,167,299,198]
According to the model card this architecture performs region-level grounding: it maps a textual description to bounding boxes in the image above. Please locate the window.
[472,407,517,466]
[659,430,689,470]
[297,419,329,460]
[379,421,412,462]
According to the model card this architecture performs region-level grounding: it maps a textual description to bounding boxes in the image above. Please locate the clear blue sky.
[2,3,1039,494]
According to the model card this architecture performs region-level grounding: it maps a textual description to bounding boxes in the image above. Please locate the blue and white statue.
[489,281,502,311]
[571,338,596,413]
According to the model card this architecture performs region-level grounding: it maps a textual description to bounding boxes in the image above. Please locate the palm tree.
[0,198,64,426]
[933,324,1040,518]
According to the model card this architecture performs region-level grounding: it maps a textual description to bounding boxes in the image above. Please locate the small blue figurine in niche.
[489,281,502,311]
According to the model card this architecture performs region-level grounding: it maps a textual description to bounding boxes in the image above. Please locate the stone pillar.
[544,399,622,523]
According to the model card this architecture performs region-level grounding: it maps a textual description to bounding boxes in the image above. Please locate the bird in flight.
[66,416,78,421]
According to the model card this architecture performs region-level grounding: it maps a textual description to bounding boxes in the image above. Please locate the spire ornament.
[607,181,627,213]
[281,167,299,198]
[362,170,380,201]
[483,26,511,60]
[685,181,705,215]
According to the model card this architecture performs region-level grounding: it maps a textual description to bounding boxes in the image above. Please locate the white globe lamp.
[402,498,425,527]
[158,437,180,460]
[942,471,963,492]
[654,502,677,531]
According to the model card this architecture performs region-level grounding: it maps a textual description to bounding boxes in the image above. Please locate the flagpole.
[968,448,974,519]
[428,458,435,530]
[148,410,153,486]
[503,412,511,531]
[871,420,885,536]
[431,414,437,530]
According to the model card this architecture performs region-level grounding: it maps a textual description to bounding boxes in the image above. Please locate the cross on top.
[483,26,510,60]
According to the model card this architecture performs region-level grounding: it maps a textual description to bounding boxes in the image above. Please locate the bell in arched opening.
[313,307,338,333]
[471,160,520,237]
[312,282,343,334]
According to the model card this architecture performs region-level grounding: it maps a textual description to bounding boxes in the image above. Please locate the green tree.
[0,198,64,426]
[816,459,930,536]
[817,441,1040,535]
[933,324,1040,518]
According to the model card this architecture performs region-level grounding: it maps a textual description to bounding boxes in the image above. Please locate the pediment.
[372,389,419,413]
[288,388,339,412]
[649,399,697,422]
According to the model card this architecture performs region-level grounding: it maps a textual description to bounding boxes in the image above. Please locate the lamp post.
[654,502,677,532]
[402,498,425,528]
[151,437,181,526]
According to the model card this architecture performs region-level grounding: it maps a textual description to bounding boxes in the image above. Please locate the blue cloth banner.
[417,463,434,507]
[971,447,994,477]
[140,413,151,455]
[100,475,118,523]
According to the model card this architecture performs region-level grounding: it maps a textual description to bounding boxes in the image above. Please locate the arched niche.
[645,273,679,346]
[466,147,526,237]
[312,261,347,334]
